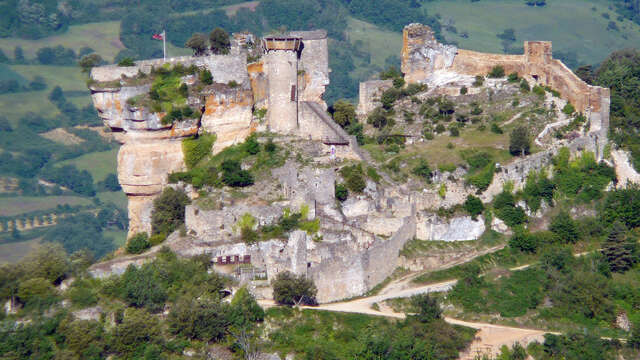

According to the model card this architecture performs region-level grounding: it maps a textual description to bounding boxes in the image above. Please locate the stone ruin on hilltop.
[87,25,613,303]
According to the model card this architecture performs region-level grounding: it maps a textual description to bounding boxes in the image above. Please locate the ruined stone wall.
[200,86,255,154]
[450,50,525,77]
[309,215,416,302]
[264,50,299,134]
[357,80,393,116]
[298,102,363,160]
[90,54,248,85]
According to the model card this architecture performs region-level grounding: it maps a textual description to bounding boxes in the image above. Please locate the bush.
[409,294,442,323]
[120,264,168,312]
[340,164,366,193]
[473,75,484,87]
[200,69,213,85]
[117,57,135,66]
[111,308,162,356]
[244,134,260,155]
[367,107,389,128]
[463,195,484,218]
[449,126,460,137]
[272,271,317,306]
[460,86,468,95]
[562,103,575,115]
[381,88,401,109]
[221,160,254,187]
[335,183,348,201]
[126,233,150,254]
[148,234,166,247]
[168,297,230,342]
[520,78,530,92]
[490,122,503,134]
[467,163,495,192]
[412,160,432,182]
[488,65,505,78]
[508,72,519,82]
[151,188,191,236]
[549,212,579,243]
[532,85,546,97]
[509,228,538,253]
[183,133,216,169]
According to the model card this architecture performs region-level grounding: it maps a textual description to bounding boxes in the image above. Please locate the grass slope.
[346,17,403,78]
[425,0,640,65]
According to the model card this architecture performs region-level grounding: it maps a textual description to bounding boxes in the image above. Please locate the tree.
[151,187,191,236]
[601,221,637,273]
[121,264,167,311]
[22,243,70,284]
[221,160,254,187]
[332,99,356,128]
[209,28,230,54]
[0,116,11,131]
[549,211,579,243]
[630,320,640,349]
[463,195,484,218]
[272,271,317,305]
[185,33,207,56]
[14,46,25,63]
[168,296,231,341]
[79,53,103,73]
[230,287,264,327]
[509,126,531,156]
[48,85,65,104]
[488,65,506,78]
[126,233,150,254]
[409,294,442,323]
[380,88,400,109]
[17,277,56,306]
[412,159,432,182]
[111,308,163,356]
[367,107,388,128]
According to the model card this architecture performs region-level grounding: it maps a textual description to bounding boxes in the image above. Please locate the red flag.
[152,33,164,40]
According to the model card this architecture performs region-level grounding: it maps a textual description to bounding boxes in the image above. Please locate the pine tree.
[601,221,638,273]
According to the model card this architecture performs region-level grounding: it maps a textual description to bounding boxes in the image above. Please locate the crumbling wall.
[90,54,248,85]
[401,23,457,84]
[357,80,393,116]
[200,85,255,154]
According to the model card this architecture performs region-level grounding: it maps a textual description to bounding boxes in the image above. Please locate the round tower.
[262,35,302,134]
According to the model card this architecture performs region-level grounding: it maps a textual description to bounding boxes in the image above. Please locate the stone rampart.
[90,54,248,85]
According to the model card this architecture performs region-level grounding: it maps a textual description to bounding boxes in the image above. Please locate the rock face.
[401,23,457,84]
[416,213,485,241]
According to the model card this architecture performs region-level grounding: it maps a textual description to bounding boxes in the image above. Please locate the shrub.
[392,77,405,89]
[244,134,260,155]
[183,133,216,169]
[449,126,460,137]
[168,297,230,341]
[221,160,254,187]
[488,65,505,78]
[549,212,579,243]
[381,88,401,109]
[507,72,519,82]
[464,195,484,218]
[272,271,317,305]
[151,188,191,236]
[412,160,432,182]
[532,85,546,97]
[473,75,484,87]
[435,124,446,133]
[126,233,150,254]
[265,139,277,153]
[562,103,575,115]
[111,308,162,355]
[520,78,530,92]
[509,228,538,253]
[490,122,503,134]
[335,183,348,201]
[117,57,135,66]
[460,86,468,95]
[148,234,166,247]
[200,69,213,85]
[332,99,356,127]
[467,163,495,192]
[229,287,264,327]
[120,264,168,312]
[409,294,442,323]
[367,107,389,128]
[340,164,366,193]
[17,277,56,307]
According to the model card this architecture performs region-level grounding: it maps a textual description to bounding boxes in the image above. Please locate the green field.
[0,238,40,264]
[59,148,119,184]
[97,191,128,211]
[0,21,124,62]
[0,196,92,216]
[424,0,640,65]
[0,64,92,125]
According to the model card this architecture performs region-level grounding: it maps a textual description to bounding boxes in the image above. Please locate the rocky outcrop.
[416,213,485,241]
[401,23,457,84]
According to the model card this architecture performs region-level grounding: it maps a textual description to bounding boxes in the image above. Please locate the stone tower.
[262,36,302,134]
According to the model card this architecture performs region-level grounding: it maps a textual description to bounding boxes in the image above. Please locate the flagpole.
[163,30,166,61]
